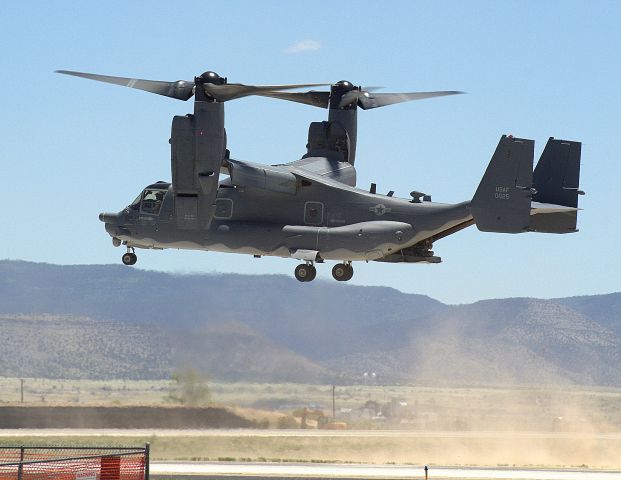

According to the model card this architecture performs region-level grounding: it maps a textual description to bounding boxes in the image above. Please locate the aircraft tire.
[332,263,348,281]
[122,252,137,266]
[332,263,354,281]
[294,264,315,282]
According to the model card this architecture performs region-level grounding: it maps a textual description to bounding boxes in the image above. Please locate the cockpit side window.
[140,189,167,215]
[129,193,142,211]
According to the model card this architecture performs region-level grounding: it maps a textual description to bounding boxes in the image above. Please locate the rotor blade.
[55,70,195,100]
[203,83,330,102]
[358,90,464,110]
[255,90,331,108]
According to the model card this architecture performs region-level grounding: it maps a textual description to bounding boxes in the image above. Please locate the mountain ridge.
[0,260,618,385]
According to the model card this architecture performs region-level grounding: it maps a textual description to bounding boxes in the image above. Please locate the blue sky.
[1,1,619,304]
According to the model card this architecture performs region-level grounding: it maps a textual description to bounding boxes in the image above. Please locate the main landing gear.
[294,263,316,282]
[293,262,354,282]
[122,248,137,266]
[332,262,354,282]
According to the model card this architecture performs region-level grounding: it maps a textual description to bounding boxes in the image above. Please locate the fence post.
[144,443,150,480]
[17,447,25,480]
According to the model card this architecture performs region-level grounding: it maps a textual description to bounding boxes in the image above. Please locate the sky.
[1,1,619,304]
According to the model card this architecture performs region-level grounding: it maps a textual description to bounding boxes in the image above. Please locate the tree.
[165,366,211,406]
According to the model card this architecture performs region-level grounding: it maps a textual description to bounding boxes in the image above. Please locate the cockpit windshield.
[129,193,142,210]
[140,189,167,215]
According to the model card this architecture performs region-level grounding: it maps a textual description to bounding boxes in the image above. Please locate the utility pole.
[20,379,24,403]
[332,385,336,420]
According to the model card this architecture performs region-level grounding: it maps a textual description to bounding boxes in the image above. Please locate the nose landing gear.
[332,262,354,281]
[122,248,137,266]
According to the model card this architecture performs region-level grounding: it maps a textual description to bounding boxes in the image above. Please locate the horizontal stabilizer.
[529,211,578,233]
[530,202,578,214]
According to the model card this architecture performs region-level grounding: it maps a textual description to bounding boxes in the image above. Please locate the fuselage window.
[304,201,324,225]
[141,189,167,215]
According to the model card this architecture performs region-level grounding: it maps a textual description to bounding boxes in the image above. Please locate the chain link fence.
[0,446,149,480]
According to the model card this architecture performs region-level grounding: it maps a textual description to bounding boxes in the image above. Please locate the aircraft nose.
[99,212,120,224]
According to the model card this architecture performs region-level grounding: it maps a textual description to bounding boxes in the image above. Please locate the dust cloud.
[361,320,621,468]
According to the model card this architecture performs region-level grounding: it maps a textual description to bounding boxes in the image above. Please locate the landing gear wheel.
[295,264,316,282]
[122,252,137,266]
[333,263,354,281]
[332,263,349,281]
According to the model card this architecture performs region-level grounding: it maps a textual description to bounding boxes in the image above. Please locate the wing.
[282,156,356,186]
[222,157,356,194]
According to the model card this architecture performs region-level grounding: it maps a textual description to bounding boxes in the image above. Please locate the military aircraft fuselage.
[102,176,471,263]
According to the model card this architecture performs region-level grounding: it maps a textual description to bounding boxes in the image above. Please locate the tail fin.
[533,138,582,207]
[529,138,583,233]
[471,135,534,233]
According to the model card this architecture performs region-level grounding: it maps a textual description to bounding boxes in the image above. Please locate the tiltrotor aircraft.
[58,69,583,282]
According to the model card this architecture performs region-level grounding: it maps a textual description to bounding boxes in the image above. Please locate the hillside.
[0,313,171,379]
[0,260,619,385]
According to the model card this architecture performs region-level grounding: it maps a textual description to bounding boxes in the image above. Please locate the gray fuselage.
[103,175,472,262]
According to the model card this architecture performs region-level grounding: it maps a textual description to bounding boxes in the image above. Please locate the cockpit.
[129,182,170,215]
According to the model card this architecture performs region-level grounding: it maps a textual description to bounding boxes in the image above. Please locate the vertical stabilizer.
[530,138,582,233]
[471,136,534,233]
[533,138,582,207]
